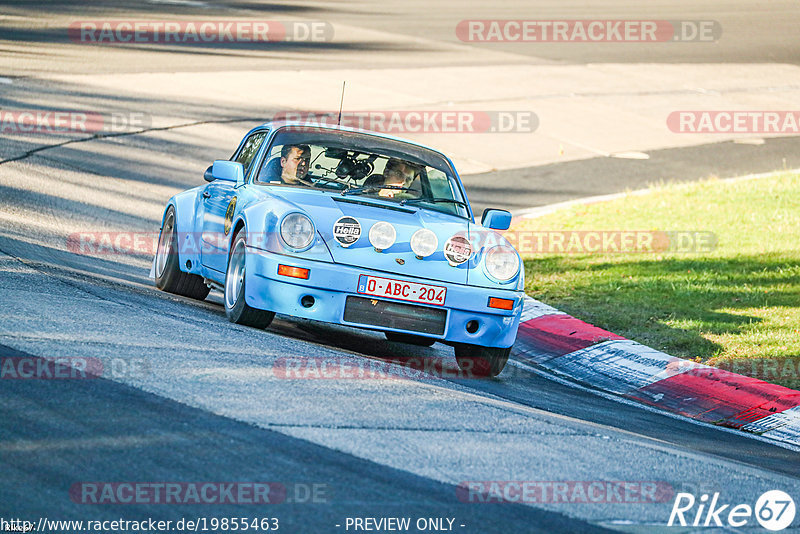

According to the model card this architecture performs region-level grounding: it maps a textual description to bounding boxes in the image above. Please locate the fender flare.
[161,188,204,274]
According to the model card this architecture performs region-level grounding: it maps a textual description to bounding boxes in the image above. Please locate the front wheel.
[225,232,275,329]
[454,344,511,377]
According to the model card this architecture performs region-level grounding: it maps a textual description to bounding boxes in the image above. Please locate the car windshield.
[254,126,470,219]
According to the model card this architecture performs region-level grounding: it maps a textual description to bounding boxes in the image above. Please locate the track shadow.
[0,344,607,533]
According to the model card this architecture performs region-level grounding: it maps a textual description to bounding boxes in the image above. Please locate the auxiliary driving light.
[368,221,396,251]
[410,228,438,258]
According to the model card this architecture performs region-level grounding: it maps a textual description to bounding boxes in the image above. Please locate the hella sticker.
[444,235,472,266]
[333,216,361,247]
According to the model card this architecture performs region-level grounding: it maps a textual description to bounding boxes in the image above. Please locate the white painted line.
[733,138,766,145]
[147,0,208,5]
[0,77,13,85]
[610,151,649,160]
[692,87,722,96]
[508,359,800,452]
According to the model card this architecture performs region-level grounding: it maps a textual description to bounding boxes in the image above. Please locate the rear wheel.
[454,344,511,377]
[225,232,275,329]
[154,206,210,300]
[385,332,436,347]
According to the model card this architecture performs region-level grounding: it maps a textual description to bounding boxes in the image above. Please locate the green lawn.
[514,171,800,389]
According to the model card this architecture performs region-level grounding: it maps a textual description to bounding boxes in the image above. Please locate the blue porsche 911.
[153,123,524,376]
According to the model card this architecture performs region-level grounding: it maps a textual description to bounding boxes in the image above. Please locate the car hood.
[270,188,472,284]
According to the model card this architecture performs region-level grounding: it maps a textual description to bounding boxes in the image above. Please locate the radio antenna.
[337,81,346,126]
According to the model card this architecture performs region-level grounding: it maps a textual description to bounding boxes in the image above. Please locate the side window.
[426,168,468,217]
[234,131,267,174]
[255,142,286,183]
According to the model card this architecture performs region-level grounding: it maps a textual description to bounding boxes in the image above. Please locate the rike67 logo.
[669,490,796,531]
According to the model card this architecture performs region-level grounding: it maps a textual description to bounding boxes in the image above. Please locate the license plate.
[357,275,446,306]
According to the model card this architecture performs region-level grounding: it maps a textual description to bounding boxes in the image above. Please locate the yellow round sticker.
[224,197,237,235]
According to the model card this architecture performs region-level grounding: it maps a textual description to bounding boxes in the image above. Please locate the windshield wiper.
[341,185,414,196]
[400,197,469,208]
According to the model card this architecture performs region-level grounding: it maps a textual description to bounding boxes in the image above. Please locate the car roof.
[251,121,452,162]
[241,120,475,222]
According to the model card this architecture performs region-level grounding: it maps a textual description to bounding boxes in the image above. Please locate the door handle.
[202,191,211,199]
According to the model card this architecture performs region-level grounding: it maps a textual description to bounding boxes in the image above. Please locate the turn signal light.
[278,264,309,280]
[488,297,514,310]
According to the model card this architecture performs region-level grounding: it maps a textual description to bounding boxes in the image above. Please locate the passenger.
[378,158,419,198]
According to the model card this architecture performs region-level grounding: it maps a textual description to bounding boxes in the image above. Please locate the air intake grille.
[343,296,447,335]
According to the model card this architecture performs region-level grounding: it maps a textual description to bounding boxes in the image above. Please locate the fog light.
[368,221,397,251]
[301,295,315,308]
[466,320,480,334]
[410,228,438,258]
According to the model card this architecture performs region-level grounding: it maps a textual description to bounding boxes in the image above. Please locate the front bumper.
[244,247,523,348]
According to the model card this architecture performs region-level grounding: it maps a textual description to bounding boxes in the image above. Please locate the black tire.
[224,232,275,329]
[454,344,511,377]
[385,332,436,347]
[154,206,210,301]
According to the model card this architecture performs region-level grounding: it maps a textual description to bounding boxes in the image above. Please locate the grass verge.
[512,171,800,389]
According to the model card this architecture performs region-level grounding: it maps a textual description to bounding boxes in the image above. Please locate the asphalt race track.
[1,1,799,532]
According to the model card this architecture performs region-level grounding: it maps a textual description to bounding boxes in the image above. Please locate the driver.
[378,158,419,198]
[279,144,312,185]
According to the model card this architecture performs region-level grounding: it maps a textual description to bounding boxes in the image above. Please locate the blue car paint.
[243,248,522,348]
[160,122,525,348]
[480,209,513,232]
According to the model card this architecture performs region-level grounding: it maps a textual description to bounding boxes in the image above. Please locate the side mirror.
[210,160,244,184]
[481,208,512,231]
[203,165,214,182]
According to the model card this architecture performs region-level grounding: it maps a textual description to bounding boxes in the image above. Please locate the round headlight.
[410,228,438,258]
[368,221,397,251]
[280,212,315,250]
[484,245,520,281]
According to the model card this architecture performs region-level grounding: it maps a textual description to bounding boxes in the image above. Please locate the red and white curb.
[512,296,800,447]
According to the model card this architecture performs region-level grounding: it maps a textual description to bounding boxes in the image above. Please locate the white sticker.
[333,216,361,247]
[443,235,472,266]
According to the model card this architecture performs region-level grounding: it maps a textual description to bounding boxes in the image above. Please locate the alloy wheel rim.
[155,214,174,278]
[225,239,245,309]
